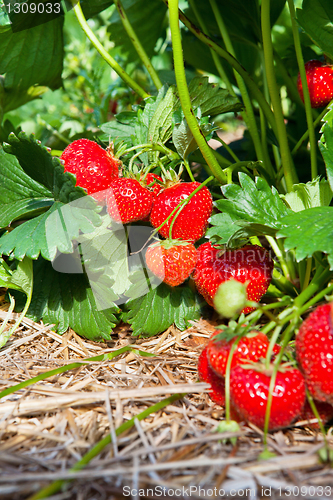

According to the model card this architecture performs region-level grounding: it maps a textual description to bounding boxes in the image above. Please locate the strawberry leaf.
[0,147,53,227]
[296,0,333,61]
[0,199,101,261]
[187,76,243,117]
[0,15,63,112]
[107,0,167,62]
[122,283,202,337]
[277,207,333,268]
[13,258,120,341]
[208,173,291,243]
[281,178,333,212]
[3,131,87,202]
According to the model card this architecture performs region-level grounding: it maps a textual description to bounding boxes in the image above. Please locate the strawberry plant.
[1,0,333,438]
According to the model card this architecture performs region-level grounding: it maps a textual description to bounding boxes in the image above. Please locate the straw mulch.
[0,301,333,500]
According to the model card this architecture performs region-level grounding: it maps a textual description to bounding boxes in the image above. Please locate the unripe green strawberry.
[61,138,119,195]
[150,182,213,243]
[213,280,248,318]
[145,240,197,287]
[107,177,153,224]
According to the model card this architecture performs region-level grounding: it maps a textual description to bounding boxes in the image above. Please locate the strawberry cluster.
[60,138,273,304]
[198,303,333,432]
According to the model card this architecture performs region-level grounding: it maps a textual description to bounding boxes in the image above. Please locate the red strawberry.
[295,303,333,405]
[141,173,163,198]
[230,363,306,431]
[193,243,273,313]
[106,177,153,224]
[150,182,213,243]
[198,346,225,406]
[298,400,333,430]
[145,240,197,287]
[207,330,280,378]
[61,139,119,195]
[297,60,333,108]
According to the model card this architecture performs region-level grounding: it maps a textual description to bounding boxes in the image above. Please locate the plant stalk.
[70,0,150,100]
[114,0,163,90]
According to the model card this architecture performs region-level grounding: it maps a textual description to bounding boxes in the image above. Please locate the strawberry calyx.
[237,360,295,377]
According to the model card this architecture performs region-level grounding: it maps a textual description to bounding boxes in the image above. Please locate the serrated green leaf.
[297,0,333,60]
[319,106,333,192]
[122,283,201,337]
[13,258,119,341]
[277,207,333,268]
[100,112,137,146]
[107,0,167,62]
[0,198,102,261]
[209,174,291,242]
[0,147,53,227]
[148,85,178,146]
[0,16,63,112]
[281,178,333,212]
[3,131,87,202]
[188,76,243,117]
[172,117,213,159]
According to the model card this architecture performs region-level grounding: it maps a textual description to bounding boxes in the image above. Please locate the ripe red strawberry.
[295,303,333,405]
[141,173,163,198]
[230,363,306,431]
[297,60,333,108]
[145,240,197,287]
[61,138,119,195]
[106,177,153,224]
[193,243,273,313]
[150,182,213,243]
[298,400,333,430]
[198,346,225,406]
[207,330,280,378]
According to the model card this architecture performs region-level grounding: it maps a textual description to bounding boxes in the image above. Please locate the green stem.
[291,107,328,156]
[301,258,312,292]
[28,393,184,500]
[209,0,272,173]
[213,134,240,163]
[287,0,317,180]
[70,0,149,100]
[187,0,234,94]
[114,0,163,90]
[183,158,196,182]
[162,0,278,142]
[224,339,240,422]
[168,0,227,184]
[266,236,291,281]
[261,0,298,191]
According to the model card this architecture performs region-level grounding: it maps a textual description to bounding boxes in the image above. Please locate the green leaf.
[3,131,87,202]
[0,198,102,261]
[122,283,202,337]
[172,116,213,159]
[14,258,119,341]
[148,85,179,146]
[277,207,333,268]
[79,0,114,19]
[281,178,333,212]
[208,174,291,242]
[0,16,63,112]
[100,111,137,146]
[107,0,167,61]
[188,76,243,117]
[296,0,333,60]
[0,147,53,227]
[319,106,333,192]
